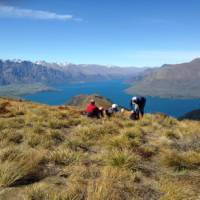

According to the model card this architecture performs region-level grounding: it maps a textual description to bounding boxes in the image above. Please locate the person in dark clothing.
[130,96,146,118]
[99,107,104,118]
[86,99,100,118]
[129,110,139,120]
[105,104,119,118]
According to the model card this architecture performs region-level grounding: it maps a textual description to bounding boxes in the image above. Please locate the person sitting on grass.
[130,96,146,119]
[105,104,119,118]
[86,99,101,118]
[99,107,104,118]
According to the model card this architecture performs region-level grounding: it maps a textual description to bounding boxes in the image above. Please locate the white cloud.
[0,4,81,21]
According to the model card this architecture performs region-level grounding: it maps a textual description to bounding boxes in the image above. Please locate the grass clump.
[165,130,180,140]
[138,145,157,159]
[7,131,23,144]
[73,122,119,143]
[122,126,144,141]
[48,119,69,129]
[47,130,64,145]
[0,146,21,162]
[163,150,200,170]
[107,150,139,171]
[0,149,46,187]
[107,135,130,150]
[25,183,50,200]
[27,133,41,147]
[48,148,82,165]
[87,166,142,200]
[33,123,44,134]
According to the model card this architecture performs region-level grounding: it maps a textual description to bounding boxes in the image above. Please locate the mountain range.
[1,58,200,99]
[0,59,146,85]
[127,58,200,99]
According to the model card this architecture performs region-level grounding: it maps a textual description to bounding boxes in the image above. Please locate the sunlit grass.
[0,97,199,200]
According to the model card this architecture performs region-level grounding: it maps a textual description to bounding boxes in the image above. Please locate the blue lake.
[23,80,200,118]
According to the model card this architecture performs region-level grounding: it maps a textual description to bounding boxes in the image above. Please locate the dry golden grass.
[0,148,46,187]
[0,97,199,200]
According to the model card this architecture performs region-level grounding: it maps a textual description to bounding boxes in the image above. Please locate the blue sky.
[0,0,200,67]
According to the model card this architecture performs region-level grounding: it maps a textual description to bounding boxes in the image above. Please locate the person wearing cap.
[105,104,119,117]
[130,96,146,118]
[112,104,119,113]
[86,99,100,118]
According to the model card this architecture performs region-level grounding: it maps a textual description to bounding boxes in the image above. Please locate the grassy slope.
[0,98,200,200]
[67,94,113,110]
[0,83,56,98]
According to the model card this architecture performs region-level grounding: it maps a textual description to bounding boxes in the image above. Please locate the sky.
[0,0,200,67]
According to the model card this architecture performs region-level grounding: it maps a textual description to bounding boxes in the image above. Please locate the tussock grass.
[7,131,23,144]
[73,122,119,143]
[26,132,42,147]
[107,150,139,170]
[0,146,21,162]
[33,123,44,134]
[171,134,200,152]
[0,120,5,131]
[47,130,65,145]
[163,150,200,170]
[107,134,130,150]
[48,148,82,165]
[87,166,158,200]
[159,177,199,200]
[48,119,69,129]
[25,183,50,200]
[0,97,199,200]
[165,130,180,140]
[87,166,135,200]
[0,149,46,187]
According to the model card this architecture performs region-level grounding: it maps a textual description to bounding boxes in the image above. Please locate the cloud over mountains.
[0,4,81,21]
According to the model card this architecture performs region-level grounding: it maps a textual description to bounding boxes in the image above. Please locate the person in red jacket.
[86,99,100,118]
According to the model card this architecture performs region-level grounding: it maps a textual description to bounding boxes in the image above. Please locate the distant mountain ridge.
[180,109,200,120]
[0,59,146,86]
[127,58,200,99]
[0,60,67,85]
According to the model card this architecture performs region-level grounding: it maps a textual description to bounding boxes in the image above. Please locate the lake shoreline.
[21,80,200,118]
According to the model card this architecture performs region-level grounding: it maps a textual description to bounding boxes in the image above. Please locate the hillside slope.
[0,97,200,200]
[127,58,200,99]
[0,83,56,97]
[180,109,200,120]
[66,94,113,110]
